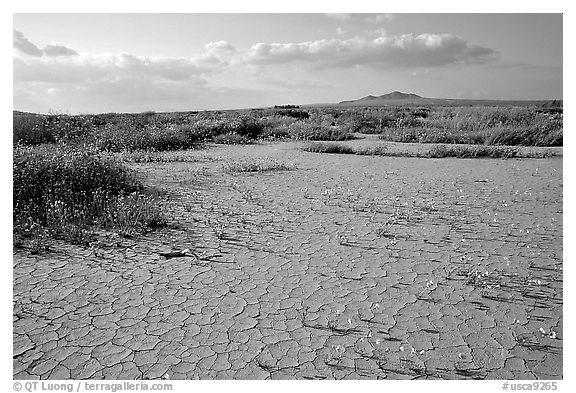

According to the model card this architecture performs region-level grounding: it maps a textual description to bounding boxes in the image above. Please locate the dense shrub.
[427,145,519,158]
[276,109,310,120]
[228,115,267,139]
[14,114,95,145]
[301,142,355,154]
[13,114,52,145]
[212,133,253,144]
[14,146,165,245]
[224,159,294,173]
[258,127,291,140]
[93,124,201,152]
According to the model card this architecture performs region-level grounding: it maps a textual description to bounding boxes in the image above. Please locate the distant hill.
[335,91,560,107]
[339,91,426,106]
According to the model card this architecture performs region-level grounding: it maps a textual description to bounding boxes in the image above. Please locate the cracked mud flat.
[13,142,562,380]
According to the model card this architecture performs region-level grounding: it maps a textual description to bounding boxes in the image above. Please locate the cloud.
[366,14,396,24]
[325,13,396,24]
[13,31,241,112]
[244,32,498,69]
[204,40,236,54]
[14,29,78,57]
[14,52,226,86]
[43,44,78,57]
[13,29,43,57]
[325,13,353,21]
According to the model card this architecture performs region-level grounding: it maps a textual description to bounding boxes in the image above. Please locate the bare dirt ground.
[13,141,563,380]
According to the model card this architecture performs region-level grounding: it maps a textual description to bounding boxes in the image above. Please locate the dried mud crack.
[13,142,562,380]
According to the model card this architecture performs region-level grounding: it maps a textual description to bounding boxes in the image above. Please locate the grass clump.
[302,142,355,154]
[427,145,519,158]
[14,145,166,247]
[213,133,254,145]
[225,159,295,173]
[354,143,390,156]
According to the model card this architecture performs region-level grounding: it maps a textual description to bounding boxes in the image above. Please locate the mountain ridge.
[340,91,424,105]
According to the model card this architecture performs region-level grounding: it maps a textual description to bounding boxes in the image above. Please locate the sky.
[13,13,563,114]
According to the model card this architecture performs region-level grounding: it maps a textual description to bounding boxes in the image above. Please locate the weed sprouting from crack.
[214,222,227,239]
[375,224,394,238]
[336,231,349,245]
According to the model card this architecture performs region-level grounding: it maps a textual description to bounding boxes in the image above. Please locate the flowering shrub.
[14,145,165,245]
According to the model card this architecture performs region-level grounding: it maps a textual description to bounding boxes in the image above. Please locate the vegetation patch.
[302,141,558,159]
[302,142,355,154]
[213,133,254,145]
[427,145,520,159]
[14,145,166,248]
[224,159,295,173]
[15,103,561,150]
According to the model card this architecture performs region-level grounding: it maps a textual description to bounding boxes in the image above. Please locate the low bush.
[93,124,201,152]
[14,113,96,145]
[276,109,310,120]
[427,145,519,158]
[213,133,254,144]
[287,122,355,141]
[14,146,165,246]
[301,142,355,154]
[224,159,295,173]
[228,115,267,139]
[355,143,390,156]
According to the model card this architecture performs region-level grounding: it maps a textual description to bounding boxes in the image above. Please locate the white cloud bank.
[244,33,498,68]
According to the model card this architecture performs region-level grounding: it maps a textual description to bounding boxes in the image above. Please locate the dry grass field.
[13,132,562,379]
